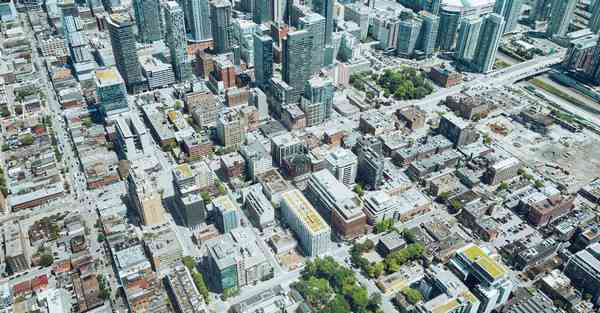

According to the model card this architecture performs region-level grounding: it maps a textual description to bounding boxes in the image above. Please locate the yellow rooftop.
[175,164,193,178]
[95,68,121,85]
[214,195,236,211]
[432,299,459,313]
[282,190,328,234]
[462,245,506,280]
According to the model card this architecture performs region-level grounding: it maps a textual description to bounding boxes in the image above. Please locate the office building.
[213,195,241,233]
[493,0,523,34]
[357,146,384,190]
[325,147,358,186]
[312,0,333,45]
[164,1,191,81]
[271,133,305,166]
[473,13,505,73]
[457,17,483,63]
[253,34,273,91]
[132,0,162,43]
[483,157,520,185]
[282,30,314,102]
[173,163,211,228]
[241,139,272,180]
[242,184,275,230]
[128,163,166,226]
[363,189,431,224]
[414,265,480,313]
[449,244,513,313]
[95,67,129,117]
[529,0,551,22]
[216,110,245,149]
[250,88,269,120]
[206,228,273,291]
[418,11,439,57]
[233,19,258,65]
[397,13,423,57]
[590,0,600,34]
[210,0,233,53]
[253,0,271,24]
[546,0,576,39]
[564,242,600,305]
[280,189,331,257]
[139,55,175,90]
[3,223,30,274]
[114,115,154,159]
[438,114,480,147]
[298,13,326,74]
[300,76,333,127]
[165,263,207,313]
[306,170,366,239]
[107,14,144,91]
[437,8,461,51]
[371,9,401,51]
[186,0,212,42]
[344,3,369,41]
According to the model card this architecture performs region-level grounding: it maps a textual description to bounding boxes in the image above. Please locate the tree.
[20,134,34,146]
[353,184,364,197]
[97,234,105,243]
[403,229,417,243]
[498,182,509,191]
[535,180,545,188]
[191,271,210,303]
[39,254,54,267]
[349,285,369,312]
[294,277,333,309]
[323,295,351,313]
[483,135,492,145]
[366,262,385,278]
[201,191,212,204]
[1,144,9,151]
[374,219,394,234]
[182,256,196,271]
[402,288,423,305]
[450,199,463,212]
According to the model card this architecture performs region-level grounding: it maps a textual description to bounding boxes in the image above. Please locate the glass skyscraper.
[253,33,273,90]
[164,1,191,81]
[210,0,233,53]
[283,30,314,103]
[474,13,505,73]
[132,0,162,43]
[107,13,144,92]
[186,0,212,42]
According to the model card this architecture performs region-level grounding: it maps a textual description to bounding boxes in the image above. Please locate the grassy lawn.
[529,78,588,109]
[494,59,511,69]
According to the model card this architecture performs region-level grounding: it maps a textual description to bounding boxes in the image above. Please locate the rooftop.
[282,189,329,234]
[461,244,506,280]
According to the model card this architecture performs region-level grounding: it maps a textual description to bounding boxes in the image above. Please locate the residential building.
[437,8,462,51]
[357,146,384,190]
[483,157,520,185]
[298,13,326,74]
[397,12,423,57]
[280,189,331,256]
[114,114,154,159]
[414,265,480,313]
[546,0,576,39]
[473,13,504,73]
[344,3,369,41]
[418,11,439,57]
[457,17,482,63]
[493,0,523,33]
[144,227,184,274]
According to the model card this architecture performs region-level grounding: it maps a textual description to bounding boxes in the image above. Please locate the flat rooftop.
[282,189,328,234]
